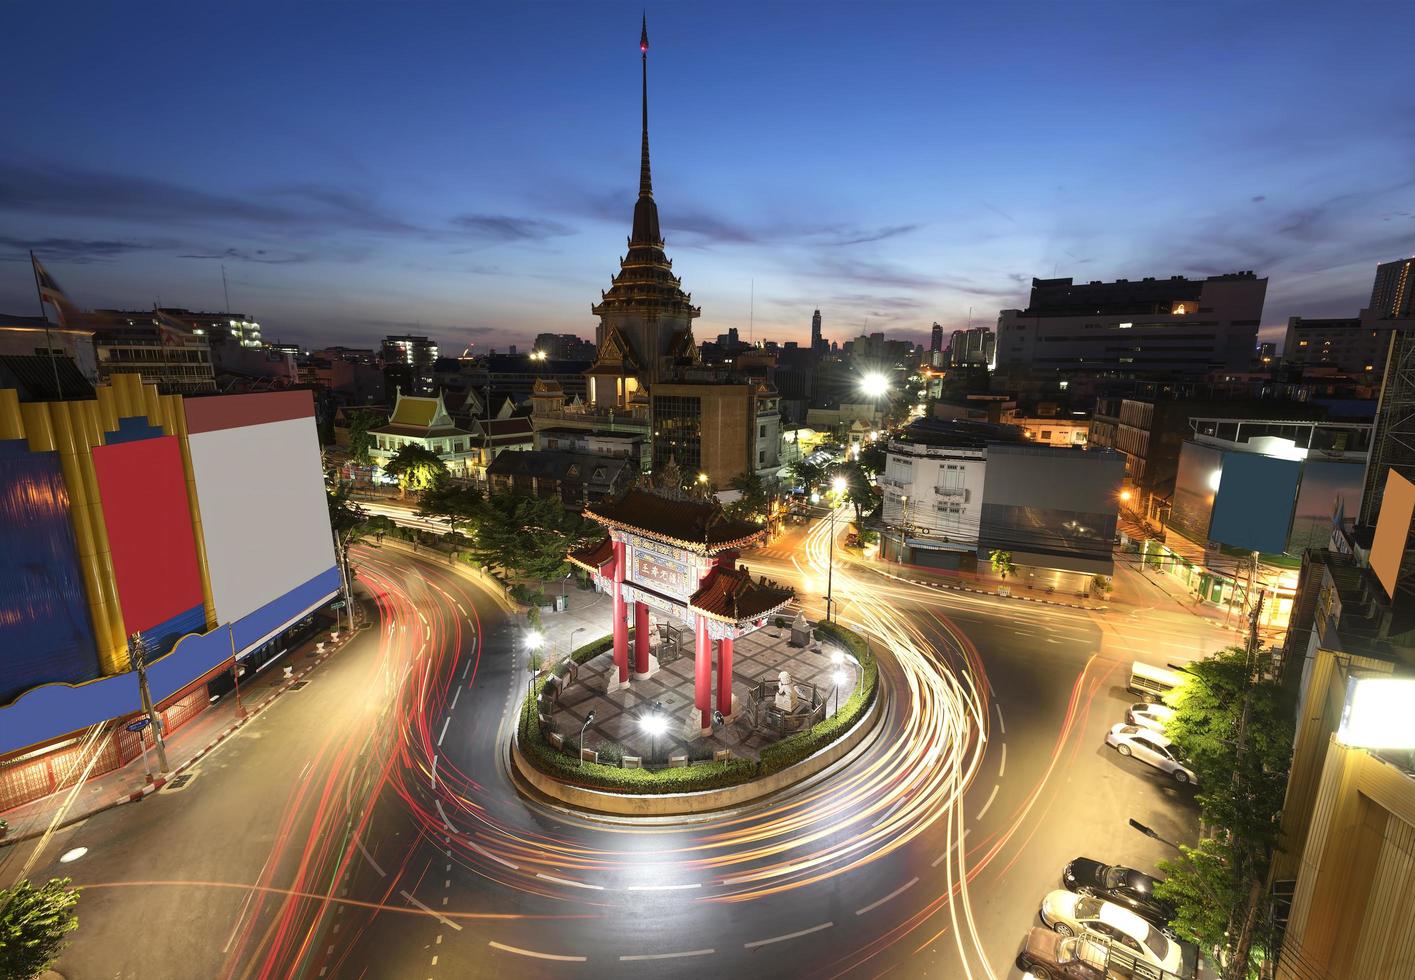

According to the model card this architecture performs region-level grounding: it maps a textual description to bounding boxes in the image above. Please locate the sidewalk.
[1,608,368,848]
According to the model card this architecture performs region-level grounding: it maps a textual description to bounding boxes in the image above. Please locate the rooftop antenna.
[749,278,755,344]
[221,264,232,315]
[967,306,973,330]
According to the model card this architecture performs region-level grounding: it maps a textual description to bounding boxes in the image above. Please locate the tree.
[1155,838,1245,955]
[327,482,370,583]
[827,462,875,522]
[383,443,448,498]
[467,492,594,582]
[725,472,771,522]
[989,549,1017,579]
[418,481,483,533]
[0,878,80,979]
[785,458,826,495]
[345,409,382,468]
[856,440,887,477]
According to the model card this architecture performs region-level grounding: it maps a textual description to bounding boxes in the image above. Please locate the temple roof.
[584,487,764,553]
[689,565,795,624]
[568,536,616,575]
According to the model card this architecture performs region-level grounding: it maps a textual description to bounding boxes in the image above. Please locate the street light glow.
[832,475,847,495]
[1337,678,1415,748]
[639,713,669,736]
[859,372,889,398]
[524,630,544,650]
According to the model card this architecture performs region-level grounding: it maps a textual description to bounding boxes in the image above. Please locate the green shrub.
[597,742,624,766]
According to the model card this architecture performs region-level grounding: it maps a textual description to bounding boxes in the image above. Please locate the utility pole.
[333,527,355,632]
[129,632,170,774]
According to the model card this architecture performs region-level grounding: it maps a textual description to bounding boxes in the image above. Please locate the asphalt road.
[15,517,1227,979]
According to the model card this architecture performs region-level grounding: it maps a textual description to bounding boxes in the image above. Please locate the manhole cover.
[289,680,309,691]
[162,772,198,792]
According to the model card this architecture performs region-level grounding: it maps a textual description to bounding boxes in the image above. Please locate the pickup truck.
[1017,927,1194,980]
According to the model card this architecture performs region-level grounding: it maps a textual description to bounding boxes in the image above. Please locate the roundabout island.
[511,486,885,815]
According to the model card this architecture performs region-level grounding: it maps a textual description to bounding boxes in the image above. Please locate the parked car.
[1125,701,1174,734]
[1039,890,1185,975]
[1062,857,1175,928]
[1016,926,1107,980]
[1106,724,1198,785]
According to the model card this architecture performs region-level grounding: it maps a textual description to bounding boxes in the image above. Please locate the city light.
[830,648,845,666]
[524,630,544,650]
[1337,678,1415,749]
[1120,489,1132,501]
[639,712,669,736]
[859,372,889,398]
[697,472,709,484]
[1208,469,1223,492]
[832,475,847,495]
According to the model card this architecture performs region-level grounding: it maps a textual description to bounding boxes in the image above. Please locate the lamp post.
[1128,817,1181,851]
[129,632,169,775]
[825,475,847,623]
[831,669,846,716]
[524,629,544,701]
[579,710,596,767]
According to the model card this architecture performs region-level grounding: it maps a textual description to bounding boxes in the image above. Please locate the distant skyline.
[2,2,1412,354]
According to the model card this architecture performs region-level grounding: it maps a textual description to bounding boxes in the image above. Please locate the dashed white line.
[488,941,585,962]
[431,754,438,790]
[435,799,455,832]
[356,837,387,878]
[449,686,461,712]
[996,703,1006,735]
[470,841,519,870]
[625,882,701,891]
[855,877,918,915]
[998,742,1007,778]
[536,872,604,890]
[619,949,716,961]
[744,921,833,948]
[400,890,463,931]
[438,717,451,747]
[977,784,1000,820]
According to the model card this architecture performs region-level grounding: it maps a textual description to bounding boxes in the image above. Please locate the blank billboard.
[1169,442,1222,543]
[1287,459,1364,554]
[1370,470,1415,600]
[1209,451,1301,554]
[185,393,337,625]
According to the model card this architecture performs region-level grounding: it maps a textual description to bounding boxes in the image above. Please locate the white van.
[1128,662,1183,702]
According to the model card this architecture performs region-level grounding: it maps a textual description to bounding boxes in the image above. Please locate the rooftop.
[584,487,764,553]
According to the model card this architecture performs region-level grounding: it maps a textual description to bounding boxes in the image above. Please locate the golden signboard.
[631,549,691,599]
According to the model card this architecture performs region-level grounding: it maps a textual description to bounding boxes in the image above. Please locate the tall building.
[532,332,596,361]
[1369,256,1415,319]
[1361,325,1415,525]
[585,18,700,408]
[157,308,262,348]
[382,334,438,397]
[929,321,943,353]
[651,381,781,486]
[811,309,826,354]
[947,326,996,367]
[996,271,1267,378]
[1283,316,1385,378]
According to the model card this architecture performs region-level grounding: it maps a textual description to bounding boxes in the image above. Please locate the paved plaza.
[541,606,863,764]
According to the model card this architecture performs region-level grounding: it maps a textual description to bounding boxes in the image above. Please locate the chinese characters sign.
[631,549,692,600]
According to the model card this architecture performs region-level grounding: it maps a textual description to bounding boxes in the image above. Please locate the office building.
[1369,256,1415,320]
[90,309,217,394]
[1283,316,1386,378]
[651,381,781,486]
[947,326,996,368]
[996,271,1267,378]
[532,332,596,361]
[382,334,439,397]
[811,309,827,354]
[157,308,262,348]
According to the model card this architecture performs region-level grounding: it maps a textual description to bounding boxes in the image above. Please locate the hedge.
[517,621,880,795]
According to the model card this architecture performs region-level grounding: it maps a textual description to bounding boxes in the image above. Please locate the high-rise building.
[996,272,1267,378]
[584,18,700,408]
[1369,257,1415,319]
[930,321,943,353]
[532,332,596,361]
[811,309,826,353]
[948,327,996,368]
[382,334,439,397]
[1282,316,1385,378]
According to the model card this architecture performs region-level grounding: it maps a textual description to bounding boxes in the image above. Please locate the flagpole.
[29,251,64,398]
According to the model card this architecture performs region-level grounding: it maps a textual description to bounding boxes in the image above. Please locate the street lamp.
[1128,817,1180,851]
[859,372,889,399]
[825,475,847,623]
[579,710,596,767]
[525,629,545,700]
[831,669,846,715]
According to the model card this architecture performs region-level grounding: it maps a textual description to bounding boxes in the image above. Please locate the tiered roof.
[567,536,616,575]
[584,487,764,553]
[689,565,794,624]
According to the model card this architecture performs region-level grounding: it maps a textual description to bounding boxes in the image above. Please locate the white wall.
[189,415,337,624]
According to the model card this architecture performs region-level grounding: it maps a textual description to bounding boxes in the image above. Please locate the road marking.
[401,890,463,931]
[435,799,456,833]
[430,955,438,966]
[619,949,716,961]
[431,754,438,790]
[438,717,451,747]
[462,662,471,681]
[855,877,918,915]
[488,941,585,962]
[744,921,833,948]
[977,784,1000,820]
[625,882,701,891]
[449,687,461,712]
[470,841,519,870]
[536,872,604,890]
[996,703,1006,735]
[998,743,1007,778]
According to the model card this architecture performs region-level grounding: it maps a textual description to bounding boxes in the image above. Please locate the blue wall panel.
[1209,452,1301,554]
[0,440,100,704]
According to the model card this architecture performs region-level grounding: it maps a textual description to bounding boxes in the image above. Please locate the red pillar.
[634,602,650,674]
[717,635,734,718]
[612,540,629,684]
[695,614,711,731]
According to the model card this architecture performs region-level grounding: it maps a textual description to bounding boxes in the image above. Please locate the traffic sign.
[125,718,151,733]
[331,600,347,609]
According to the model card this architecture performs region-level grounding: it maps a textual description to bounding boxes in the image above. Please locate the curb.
[870,565,1106,612]
[0,620,364,849]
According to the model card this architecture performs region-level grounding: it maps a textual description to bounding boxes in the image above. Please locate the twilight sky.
[2,2,1412,354]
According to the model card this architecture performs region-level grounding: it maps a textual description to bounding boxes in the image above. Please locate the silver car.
[1125,701,1174,735]
[1105,724,1198,785]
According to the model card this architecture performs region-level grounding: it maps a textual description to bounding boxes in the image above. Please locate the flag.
[31,253,78,326]
[153,308,191,347]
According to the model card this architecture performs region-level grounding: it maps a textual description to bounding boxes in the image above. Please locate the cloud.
[450,213,575,241]
[178,246,310,264]
[1251,195,1266,203]
[0,235,170,263]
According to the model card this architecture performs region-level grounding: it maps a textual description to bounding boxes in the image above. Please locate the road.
[13,511,1230,979]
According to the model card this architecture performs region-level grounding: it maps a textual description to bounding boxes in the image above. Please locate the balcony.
[934,485,968,499]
